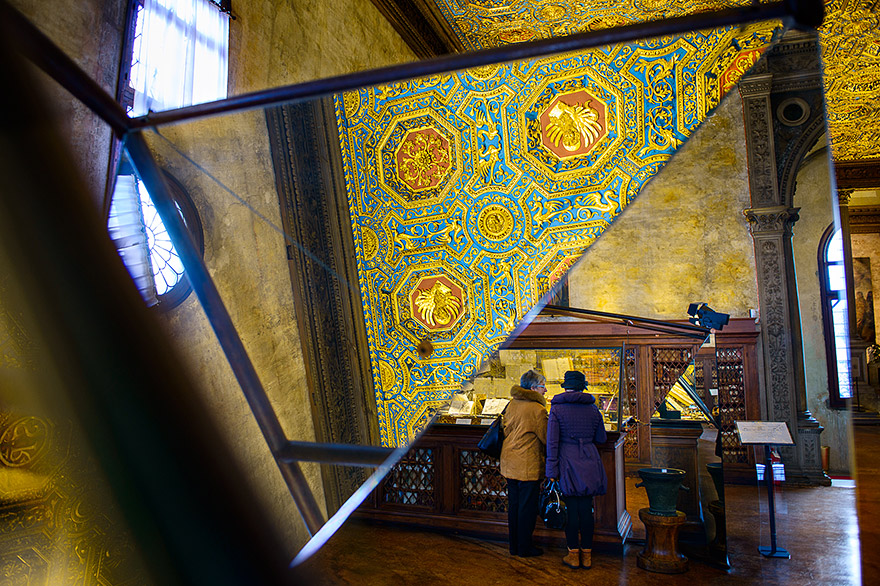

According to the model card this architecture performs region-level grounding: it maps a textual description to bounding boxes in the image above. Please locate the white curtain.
[130,0,229,116]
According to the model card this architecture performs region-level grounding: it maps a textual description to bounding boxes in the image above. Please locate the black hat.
[561,370,587,390]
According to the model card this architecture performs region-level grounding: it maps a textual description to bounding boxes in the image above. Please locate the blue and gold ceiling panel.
[336,23,780,446]
[432,0,775,51]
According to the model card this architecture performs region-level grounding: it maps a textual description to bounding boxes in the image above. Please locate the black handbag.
[541,479,567,529]
[477,406,507,458]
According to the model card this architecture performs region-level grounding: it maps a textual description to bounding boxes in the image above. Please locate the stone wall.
[790,146,852,475]
[10,0,126,211]
[568,89,758,319]
[9,0,416,559]
[148,0,416,554]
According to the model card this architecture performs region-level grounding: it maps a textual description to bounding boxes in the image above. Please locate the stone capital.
[743,206,801,235]
[838,189,854,206]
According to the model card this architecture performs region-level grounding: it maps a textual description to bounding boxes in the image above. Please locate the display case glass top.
[464,346,624,431]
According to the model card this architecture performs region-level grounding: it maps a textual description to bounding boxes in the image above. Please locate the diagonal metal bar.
[278,442,396,467]
[0,0,131,136]
[124,131,325,535]
[542,304,711,339]
[129,1,806,129]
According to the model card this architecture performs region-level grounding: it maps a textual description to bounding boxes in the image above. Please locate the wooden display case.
[354,422,631,551]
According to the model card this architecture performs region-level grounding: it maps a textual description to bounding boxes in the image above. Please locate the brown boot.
[581,548,592,569]
[562,548,580,569]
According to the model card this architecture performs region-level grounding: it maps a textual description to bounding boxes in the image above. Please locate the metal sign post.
[735,421,796,559]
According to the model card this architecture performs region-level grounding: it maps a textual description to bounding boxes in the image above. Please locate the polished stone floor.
[294,478,860,585]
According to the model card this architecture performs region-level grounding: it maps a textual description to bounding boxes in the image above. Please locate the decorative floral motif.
[396,128,452,191]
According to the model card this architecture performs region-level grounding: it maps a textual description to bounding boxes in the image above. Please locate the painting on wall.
[853,257,876,344]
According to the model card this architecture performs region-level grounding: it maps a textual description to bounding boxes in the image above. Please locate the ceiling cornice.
[370,0,465,59]
[835,158,880,190]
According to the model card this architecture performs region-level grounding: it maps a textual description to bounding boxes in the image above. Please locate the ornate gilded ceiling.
[335,23,779,446]
[819,0,880,162]
[427,0,880,163]
[432,0,774,50]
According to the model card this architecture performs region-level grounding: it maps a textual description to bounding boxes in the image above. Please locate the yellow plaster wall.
[5,0,416,562]
[230,0,416,92]
[791,145,852,475]
[567,89,759,319]
[149,0,416,554]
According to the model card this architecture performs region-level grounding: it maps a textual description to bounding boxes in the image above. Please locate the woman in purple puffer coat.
[546,370,607,570]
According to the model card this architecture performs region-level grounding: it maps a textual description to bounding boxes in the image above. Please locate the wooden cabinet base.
[637,509,689,574]
[356,424,630,552]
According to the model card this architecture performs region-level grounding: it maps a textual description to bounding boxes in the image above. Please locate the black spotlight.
[687,303,730,331]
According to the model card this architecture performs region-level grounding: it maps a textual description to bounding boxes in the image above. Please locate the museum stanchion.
[734,421,795,561]
[758,444,790,559]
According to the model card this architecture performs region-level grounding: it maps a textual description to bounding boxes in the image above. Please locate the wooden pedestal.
[637,509,688,574]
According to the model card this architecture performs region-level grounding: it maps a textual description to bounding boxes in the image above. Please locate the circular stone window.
[777,98,810,127]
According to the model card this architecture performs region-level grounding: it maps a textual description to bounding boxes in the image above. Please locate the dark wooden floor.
[293,476,861,585]
[855,423,880,585]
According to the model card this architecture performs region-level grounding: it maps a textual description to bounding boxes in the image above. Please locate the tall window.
[819,225,853,407]
[110,0,228,308]
[128,0,229,116]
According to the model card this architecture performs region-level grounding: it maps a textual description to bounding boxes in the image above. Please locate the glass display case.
[450,346,625,431]
[651,363,715,423]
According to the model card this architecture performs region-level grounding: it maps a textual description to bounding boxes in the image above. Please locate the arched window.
[819,224,852,407]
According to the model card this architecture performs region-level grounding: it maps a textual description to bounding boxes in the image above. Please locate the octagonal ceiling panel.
[336,23,780,447]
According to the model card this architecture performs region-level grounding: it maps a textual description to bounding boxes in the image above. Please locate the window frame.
[818,223,851,409]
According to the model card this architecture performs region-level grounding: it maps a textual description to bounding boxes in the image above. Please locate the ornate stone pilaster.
[266,99,380,512]
[744,206,829,485]
[739,74,778,207]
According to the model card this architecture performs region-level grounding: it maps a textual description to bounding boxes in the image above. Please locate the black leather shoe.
[518,546,543,557]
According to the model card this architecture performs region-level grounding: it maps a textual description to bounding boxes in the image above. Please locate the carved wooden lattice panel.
[651,347,695,411]
[623,347,639,461]
[458,449,507,512]
[381,447,435,507]
[716,347,748,464]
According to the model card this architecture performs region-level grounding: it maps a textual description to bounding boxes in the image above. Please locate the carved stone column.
[740,31,830,486]
[744,207,829,485]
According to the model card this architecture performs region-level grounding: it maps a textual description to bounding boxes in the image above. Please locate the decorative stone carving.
[266,100,376,510]
[740,32,833,489]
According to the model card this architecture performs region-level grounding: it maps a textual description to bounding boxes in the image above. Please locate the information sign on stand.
[735,421,795,560]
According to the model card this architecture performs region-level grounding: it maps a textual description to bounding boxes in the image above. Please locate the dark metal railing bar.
[129,2,797,129]
[278,442,396,467]
[0,1,131,136]
[543,304,712,337]
[124,132,325,535]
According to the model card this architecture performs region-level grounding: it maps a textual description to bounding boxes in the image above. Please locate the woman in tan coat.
[500,369,548,557]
